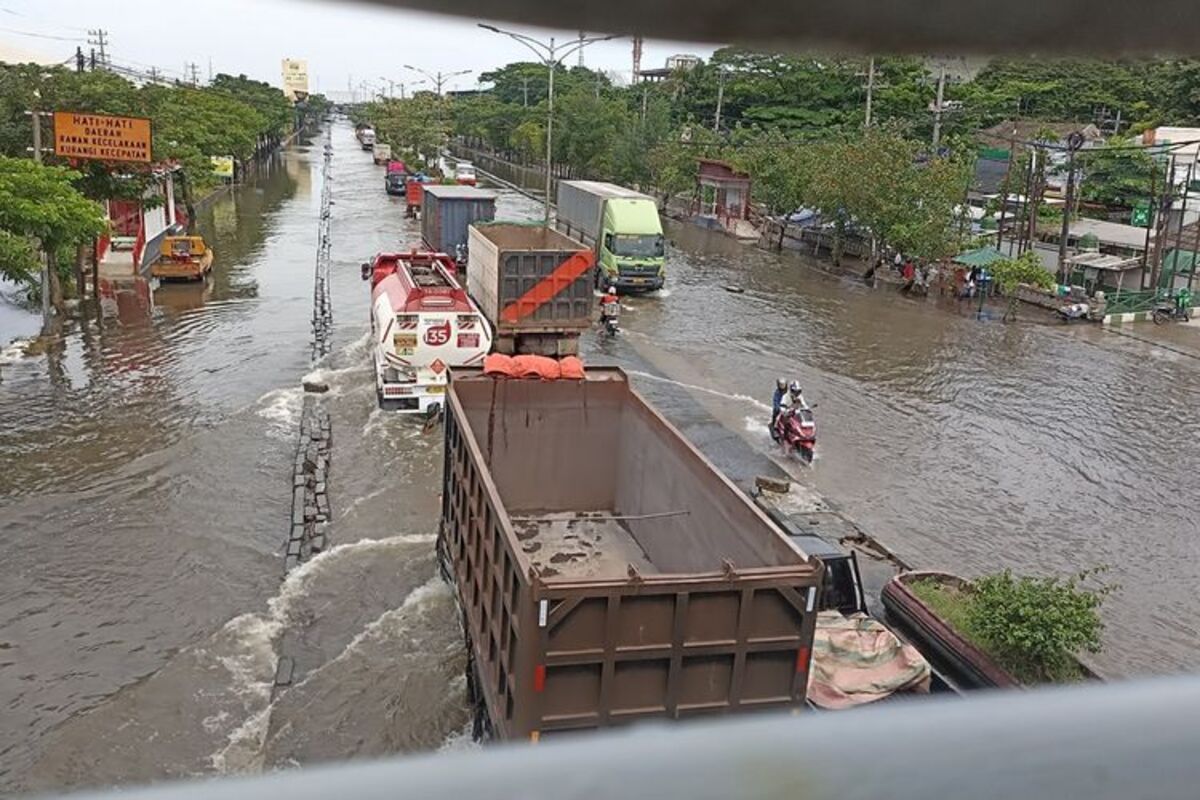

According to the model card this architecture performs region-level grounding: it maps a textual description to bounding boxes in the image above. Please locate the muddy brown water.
[2,121,1199,793]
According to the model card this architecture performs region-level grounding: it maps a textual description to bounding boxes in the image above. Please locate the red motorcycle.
[772,406,817,462]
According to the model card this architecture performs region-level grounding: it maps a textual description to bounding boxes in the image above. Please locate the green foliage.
[968,569,1109,683]
[911,569,1110,684]
[0,156,105,290]
[0,228,39,285]
[1079,139,1156,209]
[991,250,1055,292]
[0,156,106,247]
[359,94,451,168]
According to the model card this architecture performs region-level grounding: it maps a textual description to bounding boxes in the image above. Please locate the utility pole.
[713,68,726,132]
[995,103,1021,255]
[75,47,85,73]
[641,85,648,123]
[1057,132,1085,285]
[1149,155,1176,292]
[632,36,643,81]
[87,29,108,69]
[522,76,529,107]
[1170,162,1193,284]
[27,100,51,329]
[186,62,200,86]
[931,62,947,150]
[577,31,585,68]
[148,66,160,84]
[208,58,213,83]
[864,57,875,127]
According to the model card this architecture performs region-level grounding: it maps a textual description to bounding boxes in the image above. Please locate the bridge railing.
[62,676,1200,800]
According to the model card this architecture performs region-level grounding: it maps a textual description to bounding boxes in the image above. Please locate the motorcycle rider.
[599,281,620,332]
[778,380,810,417]
[770,378,787,437]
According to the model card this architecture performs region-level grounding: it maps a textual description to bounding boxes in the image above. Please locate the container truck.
[422,185,497,268]
[466,223,594,356]
[439,368,824,741]
[555,180,666,292]
[372,143,392,165]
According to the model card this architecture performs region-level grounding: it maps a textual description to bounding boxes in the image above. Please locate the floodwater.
[2,120,1199,793]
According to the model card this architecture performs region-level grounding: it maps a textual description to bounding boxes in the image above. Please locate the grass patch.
[908,578,1087,685]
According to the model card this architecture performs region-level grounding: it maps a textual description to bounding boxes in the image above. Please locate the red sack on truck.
[483,353,516,377]
[559,356,585,380]
[512,355,561,380]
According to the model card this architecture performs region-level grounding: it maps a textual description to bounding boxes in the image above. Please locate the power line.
[0,25,83,41]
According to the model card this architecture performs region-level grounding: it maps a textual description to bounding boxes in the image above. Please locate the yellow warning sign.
[53,111,152,163]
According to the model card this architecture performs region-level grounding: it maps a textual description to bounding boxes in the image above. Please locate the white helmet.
[788,380,802,395]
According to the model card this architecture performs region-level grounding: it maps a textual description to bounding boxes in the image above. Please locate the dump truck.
[439,368,824,741]
[422,185,497,268]
[466,223,594,356]
[555,180,666,292]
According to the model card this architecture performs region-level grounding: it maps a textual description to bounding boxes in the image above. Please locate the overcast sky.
[0,0,715,96]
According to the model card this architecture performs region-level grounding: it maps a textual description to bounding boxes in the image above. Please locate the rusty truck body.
[466,223,594,357]
[439,368,824,742]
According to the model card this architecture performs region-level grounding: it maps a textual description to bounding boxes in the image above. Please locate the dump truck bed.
[440,368,823,741]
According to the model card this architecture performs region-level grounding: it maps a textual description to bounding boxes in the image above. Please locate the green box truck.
[555,180,666,292]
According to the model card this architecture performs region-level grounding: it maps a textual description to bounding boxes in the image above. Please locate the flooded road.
[2,120,1198,793]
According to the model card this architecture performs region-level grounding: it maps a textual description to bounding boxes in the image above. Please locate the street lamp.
[478,23,618,226]
[402,65,473,97]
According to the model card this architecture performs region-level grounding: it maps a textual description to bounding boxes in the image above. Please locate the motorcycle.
[1152,303,1191,325]
[772,405,817,462]
[600,299,620,337]
[1057,301,1090,323]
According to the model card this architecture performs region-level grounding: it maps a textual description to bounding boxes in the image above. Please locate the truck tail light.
[795,646,811,675]
[533,664,546,692]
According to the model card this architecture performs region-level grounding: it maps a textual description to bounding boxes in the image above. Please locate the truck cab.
[555,181,666,293]
[599,198,666,291]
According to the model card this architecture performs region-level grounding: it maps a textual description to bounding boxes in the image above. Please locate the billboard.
[281,58,309,102]
[53,111,152,163]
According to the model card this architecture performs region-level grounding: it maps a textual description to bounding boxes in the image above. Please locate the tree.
[0,156,105,314]
[990,251,1055,292]
[553,88,624,177]
[0,228,39,286]
[1078,140,1156,210]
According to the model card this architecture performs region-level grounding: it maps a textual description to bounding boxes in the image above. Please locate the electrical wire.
[0,25,84,42]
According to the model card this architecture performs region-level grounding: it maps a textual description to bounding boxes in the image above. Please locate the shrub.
[966,568,1110,683]
[991,250,1055,293]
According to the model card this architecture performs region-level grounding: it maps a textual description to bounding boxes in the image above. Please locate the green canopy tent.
[951,246,1007,269]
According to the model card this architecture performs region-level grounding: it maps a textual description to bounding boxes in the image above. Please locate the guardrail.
[61,676,1200,800]
[1103,288,1161,316]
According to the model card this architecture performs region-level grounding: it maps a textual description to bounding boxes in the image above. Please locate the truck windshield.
[612,234,664,258]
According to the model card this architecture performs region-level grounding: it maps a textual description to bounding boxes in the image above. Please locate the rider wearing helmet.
[771,377,788,434]
[779,380,808,415]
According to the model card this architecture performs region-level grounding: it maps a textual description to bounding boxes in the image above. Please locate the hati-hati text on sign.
[53,111,152,164]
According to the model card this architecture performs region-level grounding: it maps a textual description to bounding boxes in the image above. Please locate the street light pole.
[478,24,618,226]
[403,65,472,97]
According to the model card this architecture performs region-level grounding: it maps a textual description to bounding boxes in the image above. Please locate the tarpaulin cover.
[483,353,515,377]
[559,356,585,380]
[808,611,931,709]
[511,355,561,380]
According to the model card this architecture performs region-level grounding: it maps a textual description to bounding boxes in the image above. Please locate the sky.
[0,0,715,97]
